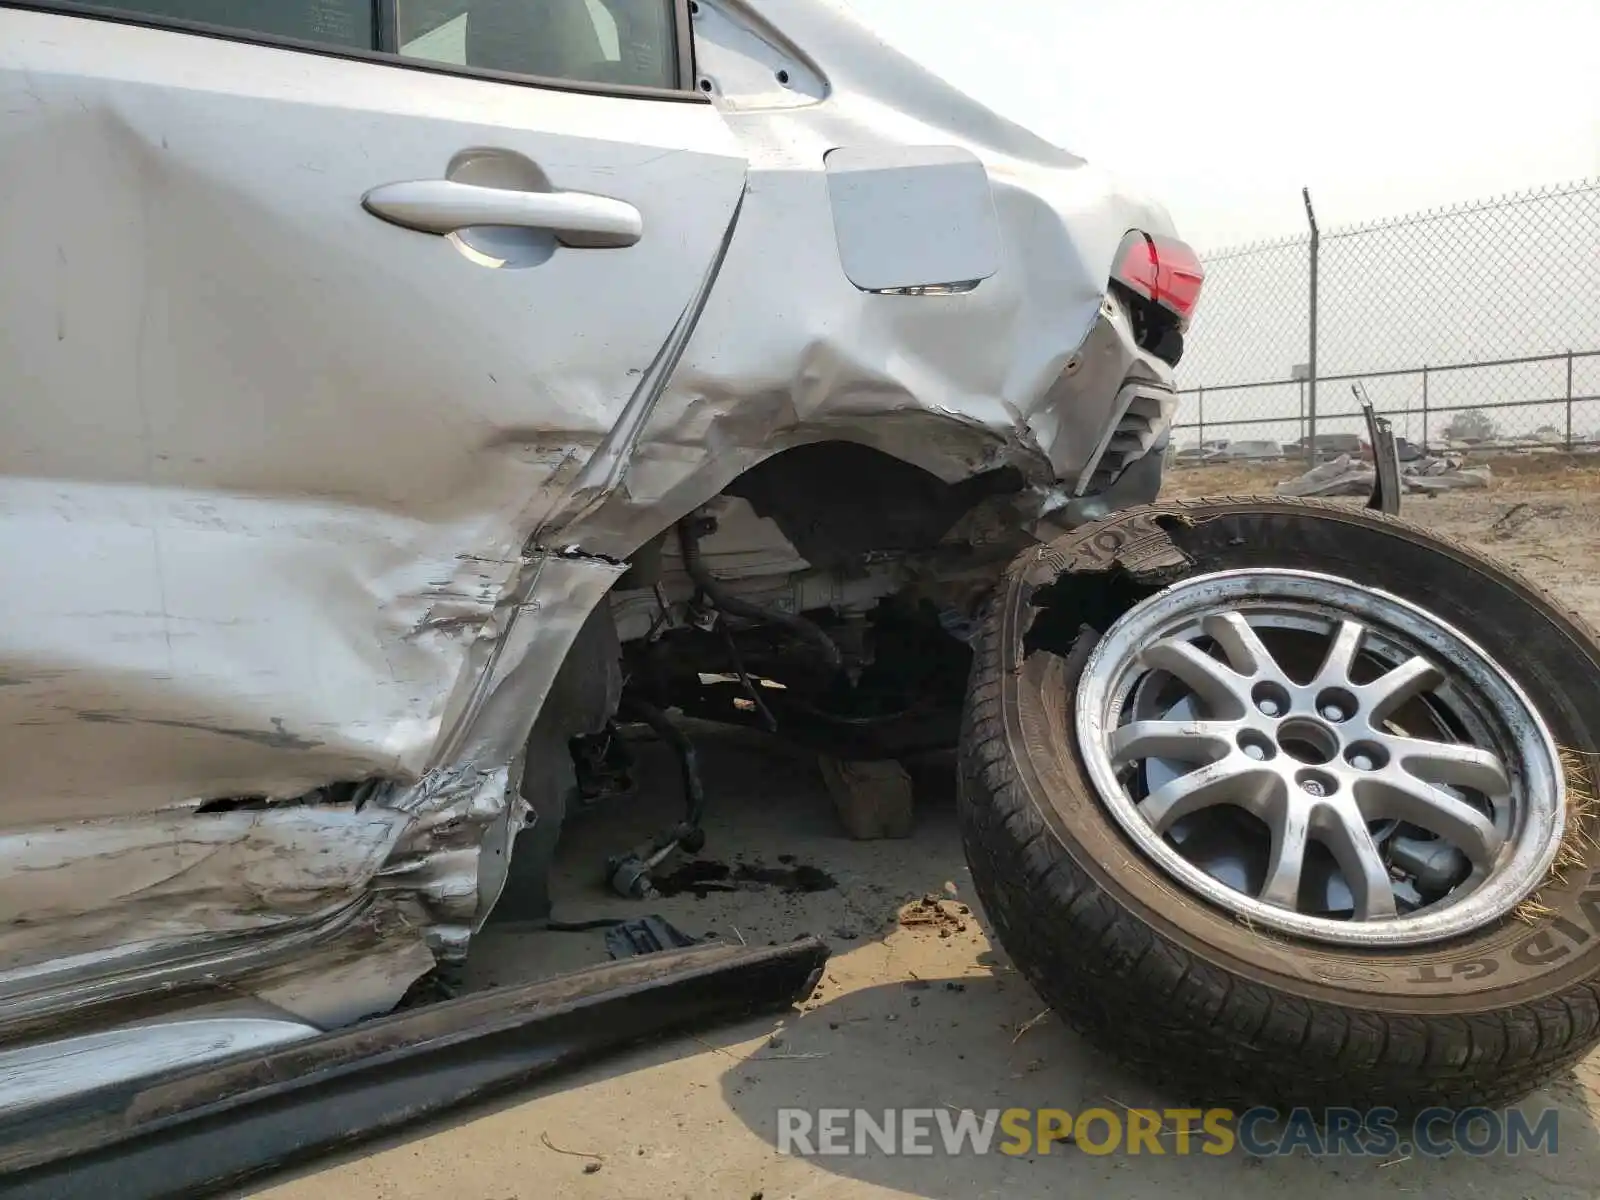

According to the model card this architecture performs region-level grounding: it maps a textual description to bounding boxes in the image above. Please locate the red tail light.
[1112,231,1205,328]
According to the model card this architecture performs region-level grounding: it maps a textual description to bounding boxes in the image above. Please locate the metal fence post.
[1421,365,1429,448]
[1197,386,1205,449]
[1303,187,1320,464]
[1567,350,1575,450]
[1176,181,1600,455]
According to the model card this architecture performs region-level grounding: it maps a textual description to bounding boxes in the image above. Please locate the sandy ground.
[252,460,1600,1200]
[1167,455,1600,625]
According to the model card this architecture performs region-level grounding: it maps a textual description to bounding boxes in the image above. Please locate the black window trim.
[1,0,708,103]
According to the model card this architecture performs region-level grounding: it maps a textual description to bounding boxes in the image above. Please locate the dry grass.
[1160,462,1285,498]
[1515,748,1600,924]
[1473,454,1600,490]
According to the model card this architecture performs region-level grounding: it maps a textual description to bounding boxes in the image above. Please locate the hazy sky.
[842,0,1600,250]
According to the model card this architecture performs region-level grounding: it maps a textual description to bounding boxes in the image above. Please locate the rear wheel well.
[722,441,1024,573]
[611,440,1031,759]
[618,439,1027,592]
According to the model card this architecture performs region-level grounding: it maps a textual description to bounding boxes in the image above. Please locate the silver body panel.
[0,0,1179,1089]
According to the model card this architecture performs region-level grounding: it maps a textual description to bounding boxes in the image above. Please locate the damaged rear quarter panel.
[551,0,1182,558]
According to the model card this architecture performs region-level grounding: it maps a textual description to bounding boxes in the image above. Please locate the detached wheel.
[959,497,1600,1111]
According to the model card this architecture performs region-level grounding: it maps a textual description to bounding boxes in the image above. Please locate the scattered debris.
[603,915,703,960]
[1489,501,1569,539]
[1275,455,1366,496]
[541,1132,604,1168]
[756,1051,830,1061]
[1405,455,1492,492]
[652,858,836,898]
[1011,1009,1052,1044]
[689,1034,740,1060]
[898,894,969,936]
[1276,452,1491,498]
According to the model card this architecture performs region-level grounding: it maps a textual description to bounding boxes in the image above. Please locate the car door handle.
[361,180,642,248]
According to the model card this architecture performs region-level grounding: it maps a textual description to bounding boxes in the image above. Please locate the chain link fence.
[1173,179,1600,460]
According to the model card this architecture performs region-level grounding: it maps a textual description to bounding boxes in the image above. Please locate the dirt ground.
[1164,454,1600,621]
[251,459,1600,1200]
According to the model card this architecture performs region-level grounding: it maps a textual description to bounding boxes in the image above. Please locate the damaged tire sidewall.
[1000,499,1600,1012]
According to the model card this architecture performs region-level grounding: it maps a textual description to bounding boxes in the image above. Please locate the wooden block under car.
[817,756,915,840]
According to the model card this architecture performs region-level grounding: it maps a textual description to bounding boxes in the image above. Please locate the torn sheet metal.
[0,5,730,1031]
[0,808,409,996]
[541,0,1184,558]
[0,0,1186,1064]
[1277,454,1493,499]
[0,551,622,1036]
[1361,396,1403,515]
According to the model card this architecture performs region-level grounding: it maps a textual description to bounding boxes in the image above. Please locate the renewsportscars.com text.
[777,1106,1559,1158]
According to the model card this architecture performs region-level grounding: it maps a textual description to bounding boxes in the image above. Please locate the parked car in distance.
[1284,432,1371,462]
[1215,439,1284,462]
[1173,438,1250,465]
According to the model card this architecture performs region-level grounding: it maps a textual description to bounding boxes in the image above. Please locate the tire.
[958,496,1600,1112]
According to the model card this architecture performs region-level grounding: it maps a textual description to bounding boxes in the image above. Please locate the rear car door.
[0,0,746,822]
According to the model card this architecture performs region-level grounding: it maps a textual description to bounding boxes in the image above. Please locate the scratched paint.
[0,0,1181,1061]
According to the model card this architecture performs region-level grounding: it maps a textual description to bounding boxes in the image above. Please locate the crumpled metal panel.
[0,9,746,831]
[542,0,1181,557]
[0,808,409,991]
[0,550,624,1028]
[0,0,1183,1030]
[0,5,738,1023]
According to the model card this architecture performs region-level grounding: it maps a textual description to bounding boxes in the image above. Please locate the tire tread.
[958,496,1600,1111]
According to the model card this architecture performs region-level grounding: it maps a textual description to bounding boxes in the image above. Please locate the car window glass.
[398,0,676,90]
[75,0,681,90]
[93,1,372,48]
